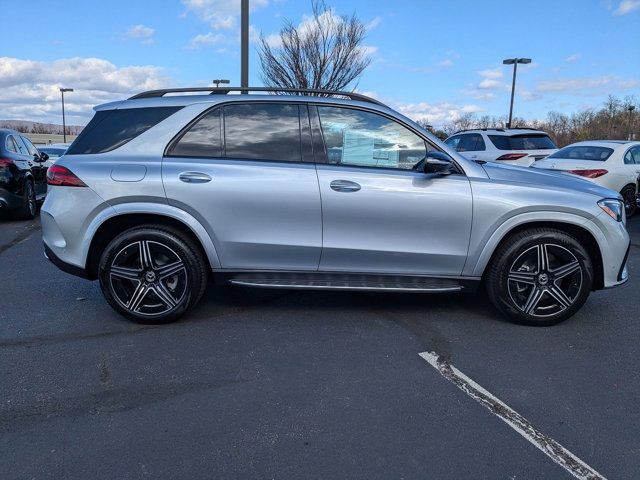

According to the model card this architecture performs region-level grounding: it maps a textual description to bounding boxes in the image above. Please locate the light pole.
[628,105,636,141]
[503,58,531,128]
[60,88,74,143]
[213,79,230,88]
[240,0,249,93]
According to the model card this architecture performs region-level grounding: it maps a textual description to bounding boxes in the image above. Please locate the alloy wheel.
[109,240,188,316]
[27,183,35,217]
[507,243,583,318]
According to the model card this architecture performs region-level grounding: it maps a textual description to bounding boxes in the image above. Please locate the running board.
[225,272,475,293]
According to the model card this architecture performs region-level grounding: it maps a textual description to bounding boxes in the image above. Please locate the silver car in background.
[42,87,630,326]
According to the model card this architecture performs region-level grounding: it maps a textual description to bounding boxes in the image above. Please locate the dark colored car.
[0,129,49,219]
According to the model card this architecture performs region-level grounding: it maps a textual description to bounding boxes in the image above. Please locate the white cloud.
[613,0,640,15]
[187,32,228,49]
[123,24,155,45]
[366,16,382,30]
[395,101,483,126]
[478,68,503,80]
[438,59,453,68]
[181,0,269,30]
[565,53,581,62]
[0,57,170,124]
[536,75,640,95]
[478,78,506,90]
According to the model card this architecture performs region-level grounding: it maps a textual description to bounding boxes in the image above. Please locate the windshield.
[547,145,614,161]
[488,134,557,150]
[40,148,66,157]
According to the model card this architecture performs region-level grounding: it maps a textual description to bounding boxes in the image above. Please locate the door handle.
[179,172,212,183]
[330,180,361,192]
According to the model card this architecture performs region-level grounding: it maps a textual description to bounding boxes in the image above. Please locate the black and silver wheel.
[620,185,637,218]
[99,226,207,324]
[15,180,36,220]
[486,228,593,326]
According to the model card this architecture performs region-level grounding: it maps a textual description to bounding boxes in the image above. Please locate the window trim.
[311,103,464,175]
[164,100,314,165]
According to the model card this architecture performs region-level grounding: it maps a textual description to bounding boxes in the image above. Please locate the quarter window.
[67,107,183,155]
[5,136,17,153]
[169,108,222,157]
[223,104,302,162]
[317,106,427,170]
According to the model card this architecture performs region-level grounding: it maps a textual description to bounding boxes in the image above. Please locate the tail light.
[567,169,608,178]
[0,158,14,167]
[496,153,528,161]
[47,165,87,187]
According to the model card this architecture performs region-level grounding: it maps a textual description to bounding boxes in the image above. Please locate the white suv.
[444,128,558,167]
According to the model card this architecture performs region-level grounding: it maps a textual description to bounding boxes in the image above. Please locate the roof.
[561,140,640,149]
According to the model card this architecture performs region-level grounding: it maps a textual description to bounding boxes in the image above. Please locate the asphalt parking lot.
[1,213,639,479]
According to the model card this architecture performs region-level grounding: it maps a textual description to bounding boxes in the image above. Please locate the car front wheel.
[486,228,593,326]
[98,226,207,324]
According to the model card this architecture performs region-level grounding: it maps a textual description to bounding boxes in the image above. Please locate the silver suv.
[42,87,630,326]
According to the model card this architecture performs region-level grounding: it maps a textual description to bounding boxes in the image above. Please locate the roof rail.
[128,87,386,106]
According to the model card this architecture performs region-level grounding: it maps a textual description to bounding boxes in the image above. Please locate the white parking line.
[419,351,606,480]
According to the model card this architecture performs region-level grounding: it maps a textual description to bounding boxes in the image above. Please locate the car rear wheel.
[486,228,593,326]
[98,226,208,324]
[621,185,637,218]
[14,180,36,220]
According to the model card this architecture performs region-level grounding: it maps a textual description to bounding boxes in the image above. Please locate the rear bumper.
[44,243,89,279]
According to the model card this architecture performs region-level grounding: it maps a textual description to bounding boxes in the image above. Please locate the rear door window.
[223,103,302,162]
[167,108,222,157]
[489,134,557,150]
[67,106,183,155]
[21,136,39,156]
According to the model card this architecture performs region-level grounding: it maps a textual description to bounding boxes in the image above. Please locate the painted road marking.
[419,351,606,480]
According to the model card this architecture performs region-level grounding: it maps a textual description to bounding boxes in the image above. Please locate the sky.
[2,0,639,127]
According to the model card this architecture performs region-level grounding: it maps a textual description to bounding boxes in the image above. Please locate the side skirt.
[214,271,481,293]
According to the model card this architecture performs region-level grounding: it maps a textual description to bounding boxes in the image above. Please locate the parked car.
[38,143,70,162]
[532,141,640,217]
[0,129,49,219]
[444,128,558,166]
[42,87,630,327]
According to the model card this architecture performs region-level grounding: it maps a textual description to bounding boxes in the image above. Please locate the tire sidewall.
[490,230,593,326]
[98,228,198,324]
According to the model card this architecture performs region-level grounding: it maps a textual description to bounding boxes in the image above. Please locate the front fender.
[465,210,601,277]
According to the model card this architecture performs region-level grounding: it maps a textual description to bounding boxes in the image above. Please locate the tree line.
[422,95,638,145]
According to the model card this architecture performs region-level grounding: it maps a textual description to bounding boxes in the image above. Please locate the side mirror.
[423,151,453,175]
[36,152,49,162]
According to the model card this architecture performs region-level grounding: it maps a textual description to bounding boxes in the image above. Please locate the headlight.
[598,199,624,223]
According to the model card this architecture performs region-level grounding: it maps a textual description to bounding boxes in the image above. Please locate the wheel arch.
[85,207,221,280]
[472,218,604,290]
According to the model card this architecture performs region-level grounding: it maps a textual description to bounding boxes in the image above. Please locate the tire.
[486,228,593,326]
[14,180,36,220]
[621,185,637,218]
[98,225,208,324]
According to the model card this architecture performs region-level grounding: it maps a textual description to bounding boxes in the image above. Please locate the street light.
[503,58,531,128]
[212,79,230,88]
[59,88,74,143]
[628,105,636,141]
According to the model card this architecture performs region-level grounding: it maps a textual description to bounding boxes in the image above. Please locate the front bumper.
[0,188,23,211]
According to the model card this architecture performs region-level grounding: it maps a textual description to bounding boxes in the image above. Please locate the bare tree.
[258,0,372,92]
